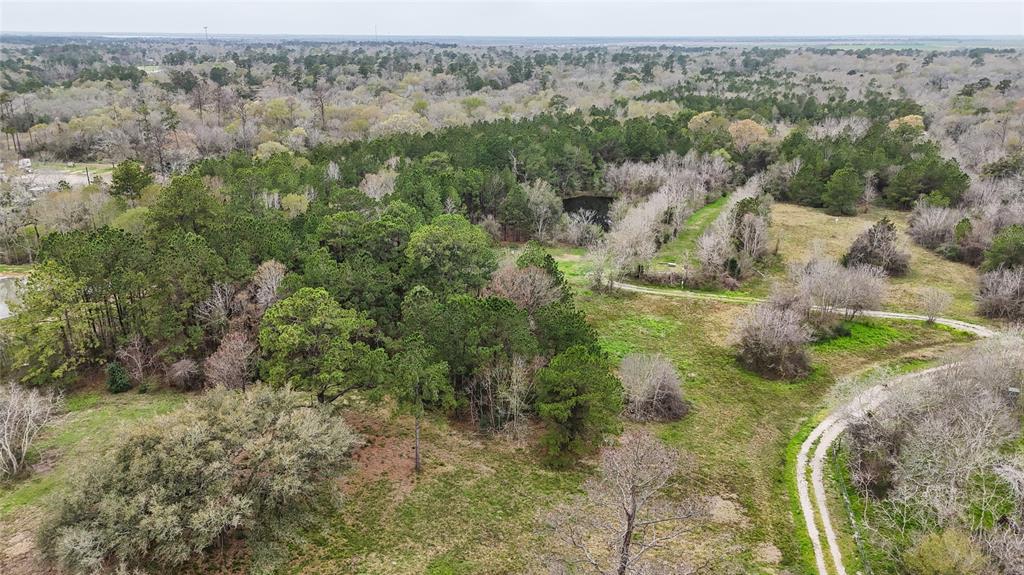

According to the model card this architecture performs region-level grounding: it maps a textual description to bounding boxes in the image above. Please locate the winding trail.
[610,279,996,575]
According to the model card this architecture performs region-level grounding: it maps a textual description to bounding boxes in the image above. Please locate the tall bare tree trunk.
[617,500,636,575]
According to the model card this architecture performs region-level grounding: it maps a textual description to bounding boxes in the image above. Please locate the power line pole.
[204,26,209,42]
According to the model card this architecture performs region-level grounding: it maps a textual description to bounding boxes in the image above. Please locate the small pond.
[562,195,615,230]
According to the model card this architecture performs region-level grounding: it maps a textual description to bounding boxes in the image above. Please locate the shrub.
[165,358,199,389]
[619,353,689,422]
[105,362,131,394]
[0,383,61,477]
[536,346,622,467]
[908,203,964,250]
[792,257,888,322]
[919,287,953,322]
[977,268,1024,319]
[983,224,1024,271]
[842,217,911,276]
[903,529,992,575]
[42,386,359,574]
[733,304,811,379]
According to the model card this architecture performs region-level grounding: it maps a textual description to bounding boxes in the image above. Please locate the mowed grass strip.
[650,194,731,272]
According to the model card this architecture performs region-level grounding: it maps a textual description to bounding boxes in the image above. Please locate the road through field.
[610,279,995,575]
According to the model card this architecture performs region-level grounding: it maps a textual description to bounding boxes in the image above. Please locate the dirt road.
[611,279,995,575]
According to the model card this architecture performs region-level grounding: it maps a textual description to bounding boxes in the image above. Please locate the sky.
[1,0,1022,38]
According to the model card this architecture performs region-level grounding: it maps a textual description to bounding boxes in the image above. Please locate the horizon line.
[3,31,1022,40]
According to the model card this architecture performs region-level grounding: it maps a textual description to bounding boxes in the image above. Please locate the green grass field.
[572,287,971,570]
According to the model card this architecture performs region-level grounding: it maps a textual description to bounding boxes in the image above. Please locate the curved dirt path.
[797,363,972,575]
[610,279,995,574]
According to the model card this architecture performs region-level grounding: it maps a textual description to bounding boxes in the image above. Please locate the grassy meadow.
[758,204,982,321]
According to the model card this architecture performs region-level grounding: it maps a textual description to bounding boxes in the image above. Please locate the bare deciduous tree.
[0,383,61,477]
[494,355,536,443]
[358,167,397,200]
[325,161,341,182]
[196,282,236,335]
[907,202,965,250]
[734,211,771,272]
[595,152,734,284]
[471,355,537,442]
[694,217,733,281]
[983,525,1024,575]
[203,331,256,390]
[808,116,871,140]
[978,267,1024,320]
[549,431,706,575]
[692,177,773,285]
[253,259,287,312]
[484,263,562,317]
[847,333,1024,548]
[733,303,811,379]
[562,208,603,247]
[524,179,563,241]
[619,353,689,422]
[585,239,619,291]
[115,334,151,387]
[919,287,953,322]
[790,256,888,322]
[605,205,659,278]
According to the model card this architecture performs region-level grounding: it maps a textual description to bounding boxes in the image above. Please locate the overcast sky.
[2,1,1022,38]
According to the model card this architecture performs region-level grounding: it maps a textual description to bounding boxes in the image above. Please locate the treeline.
[771,120,970,214]
[641,84,923,124]
[0,153,615,455]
